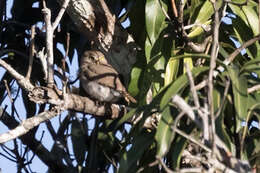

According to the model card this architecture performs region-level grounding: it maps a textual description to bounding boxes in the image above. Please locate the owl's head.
[81,50,107,65]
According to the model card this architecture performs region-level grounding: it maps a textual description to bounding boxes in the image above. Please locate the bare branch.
[215,78,230,118]
[187,36,212,53]
[42,3,54,86]
[174,127,212,153]
[26,25,35,80]
[208,1,220,153]
[171,95,202,127]
[0,58,34,92]
[0,110,59,144]
[248,84,260,93]
[185,63,200,108]
[52,0,70,30]
[156,157,175,173]
[0,108,72,172]
[216,34,260,76]
[170,0,178,17]
[3,80,13,103]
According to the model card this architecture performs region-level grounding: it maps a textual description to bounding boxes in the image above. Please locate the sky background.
[0,0,78,172]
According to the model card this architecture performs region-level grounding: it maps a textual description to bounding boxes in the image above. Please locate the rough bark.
[57,0,137,83]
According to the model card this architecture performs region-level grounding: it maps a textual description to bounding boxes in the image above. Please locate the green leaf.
[145,0,166,45]
[170,125,195,169]
[128,66,142,97]
[112,108,137,130]
[155,106,175,157]
[192,0,213,24]
[232,2,259,36]
[214,87,234,152]
[183,53,193,73]
[145,0,167,60]
[160,66,209,110]
[227,65,248,132]
[188,20,212,38]
[164,58,179,86]
[229,2,260,58]
[188,0,213,37]
[118,131,154,173]
[240,58,260,74]
[71,119,87,165]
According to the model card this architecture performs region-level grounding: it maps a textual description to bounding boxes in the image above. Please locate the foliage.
[0,0,260,172]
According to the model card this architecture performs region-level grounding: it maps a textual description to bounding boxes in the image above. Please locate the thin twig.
[248,84,260,93]
[52,0,70,30]
[215,78,230,118]
[174,127,212,153]
[156,157,175,173]
[0,59,34,91]
[185,63,200,108]
[187,36,212,53]
[225,34,260,64]
[216,34,260,76]
[42,0,54,86]
[0,110,59,144]
[136,160,159,173]
[171,95,202,127]
[26,25,35,80]
[3,80,13,103]
[159,0,171,20]
[170,0,178,17]
[208,1,220,155]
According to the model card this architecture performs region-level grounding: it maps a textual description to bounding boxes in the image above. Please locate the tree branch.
[0,108,76,173]
[0,58,34,92]
[0,110,59,144]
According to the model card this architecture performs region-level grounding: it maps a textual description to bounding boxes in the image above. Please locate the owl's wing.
[82,63,126,92]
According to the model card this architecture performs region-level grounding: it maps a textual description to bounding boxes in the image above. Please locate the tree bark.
[57,0,137,83]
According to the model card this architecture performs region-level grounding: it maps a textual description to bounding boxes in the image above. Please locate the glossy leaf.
[128,66,142,96]
[189,0,213,37]
[183,53,193,73]
[229,2,260,58]
[145,0,166,45]
[214,88,234,152]
[227,65,248,132]
[155,106,175,157]
[160,66,209,110]
[164,58,179,86]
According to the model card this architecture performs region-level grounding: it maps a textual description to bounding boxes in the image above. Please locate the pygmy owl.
[79,50,136,104]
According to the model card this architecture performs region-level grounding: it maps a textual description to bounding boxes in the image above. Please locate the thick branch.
[28,86,124,118]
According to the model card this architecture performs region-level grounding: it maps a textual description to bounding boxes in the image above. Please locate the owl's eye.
[98,56,106,63]
[89,56,96,61]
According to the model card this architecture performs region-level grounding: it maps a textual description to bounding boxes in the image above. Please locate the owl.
[79,50,136,104]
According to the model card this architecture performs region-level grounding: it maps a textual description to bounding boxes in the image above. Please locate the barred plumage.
[79,50,136,104]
